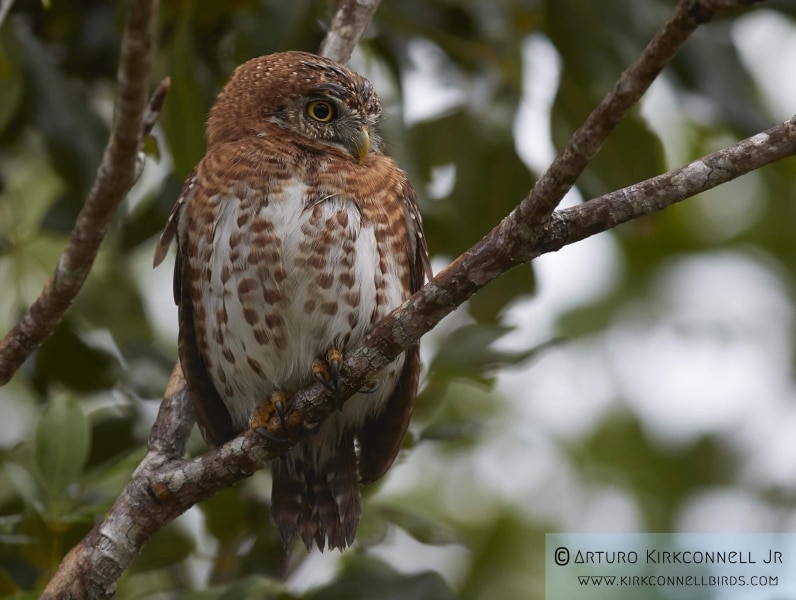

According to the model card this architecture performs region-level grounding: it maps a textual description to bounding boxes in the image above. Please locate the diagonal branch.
[0,0,161,385]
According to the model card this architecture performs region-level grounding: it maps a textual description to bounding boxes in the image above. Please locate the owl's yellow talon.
[312,358,330,385]
[251,391,290,443]
[327,347,343,382]
[312,346,344,394]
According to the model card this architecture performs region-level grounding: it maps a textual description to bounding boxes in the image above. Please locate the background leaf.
[34,392,90,503]
[308,555,457,600]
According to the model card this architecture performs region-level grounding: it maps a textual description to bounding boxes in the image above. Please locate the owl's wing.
[405,180,433,289]
[155,169,235,448]
[358,183,430,484]
[153,169,198,274]
[177,252,235,447]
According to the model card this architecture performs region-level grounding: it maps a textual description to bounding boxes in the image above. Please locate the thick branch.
[0,0,160,385]
[319,0,382,62]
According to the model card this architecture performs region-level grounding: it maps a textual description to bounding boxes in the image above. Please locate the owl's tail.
[271,435,362,552]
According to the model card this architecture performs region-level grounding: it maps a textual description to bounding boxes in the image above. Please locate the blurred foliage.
[1,0,795,598]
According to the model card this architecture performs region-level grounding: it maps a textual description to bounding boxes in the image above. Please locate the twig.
[0,0,161,386]
[141,78,171,138]
[319,0,382,62]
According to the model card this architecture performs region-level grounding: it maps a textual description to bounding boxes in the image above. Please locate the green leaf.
[163,14,207,179]
[572,416,733,530]
[32,320,120,391]
[309,555,456,600]
[0,566,22,597]
[0,589,39,600]
[458,512,544,600]
[551,72,665,198]
[417,378,497,445]
[412,111,531,245]
[174,575,290,600]
[430,323,549,379]
[34,392,90,500]
[201,486,248,543]
[132,523,195,571]
[75,265,154,345]
[672,24,770,135]
[142,134,161,161]
[3,462,48,517]
[17,27,108,227]
[374,506,460,546]
[468,263,535,323]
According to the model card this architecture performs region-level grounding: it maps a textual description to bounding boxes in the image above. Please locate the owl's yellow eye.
[306,100,336,123]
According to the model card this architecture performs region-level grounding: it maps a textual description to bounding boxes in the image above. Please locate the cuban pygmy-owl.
[154,51,431,551]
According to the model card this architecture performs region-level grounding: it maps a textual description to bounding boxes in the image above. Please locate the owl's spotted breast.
[185,160,410,436]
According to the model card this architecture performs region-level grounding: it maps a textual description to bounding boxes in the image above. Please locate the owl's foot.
[312,346,344,394]
[251,391,290,443]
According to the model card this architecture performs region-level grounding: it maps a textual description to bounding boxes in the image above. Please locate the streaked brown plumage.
[154,51,430,551]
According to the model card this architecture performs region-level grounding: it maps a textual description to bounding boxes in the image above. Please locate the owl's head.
[206,51,384,163]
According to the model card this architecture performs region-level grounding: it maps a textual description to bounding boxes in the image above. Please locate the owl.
[154,51,431,551]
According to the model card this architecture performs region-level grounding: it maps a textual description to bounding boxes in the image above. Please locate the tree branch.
[537,116,796,255]
[41,0,792,597]
[318,0,382,62]
[0,0,161,385]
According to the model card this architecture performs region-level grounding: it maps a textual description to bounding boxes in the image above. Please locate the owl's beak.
[354,126,370,164]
